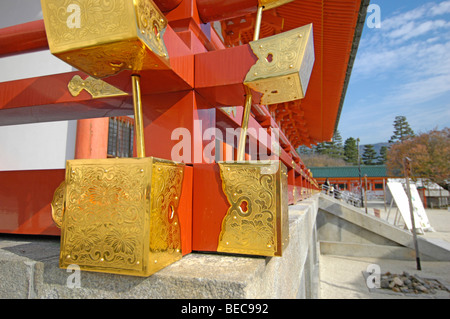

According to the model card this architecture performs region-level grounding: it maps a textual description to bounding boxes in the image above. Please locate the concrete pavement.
[319,203,450,299]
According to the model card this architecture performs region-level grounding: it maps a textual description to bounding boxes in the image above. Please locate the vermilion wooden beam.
[196,0,258,23]
[0,71,134,126]
[0,37,258,125]
[194,44,258,107]
[0,20,48,58]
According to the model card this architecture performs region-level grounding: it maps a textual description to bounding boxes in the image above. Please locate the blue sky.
[339,0,450,145]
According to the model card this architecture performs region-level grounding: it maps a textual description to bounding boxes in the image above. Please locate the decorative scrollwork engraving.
[41,0,170,78]
[134,0,169,59]
[42,0,129,49]
[217,161,289,257]
[58,158,184,276]
[244,24,315,105]
[51,181,66,228]
[68,75,128,99]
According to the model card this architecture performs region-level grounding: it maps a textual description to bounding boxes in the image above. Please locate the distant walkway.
[319,199,450,299]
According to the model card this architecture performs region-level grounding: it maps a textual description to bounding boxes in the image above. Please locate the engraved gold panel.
[40,0,170,78]
[217,161,289,257]
[244,24,315,105]
[68,75,128,99]
[51,181,66,228]
[58,157,184,277]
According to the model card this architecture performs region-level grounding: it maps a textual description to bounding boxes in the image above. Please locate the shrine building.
[0,0,370,286]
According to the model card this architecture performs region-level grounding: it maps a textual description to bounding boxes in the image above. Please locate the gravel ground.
[319,206,450,299]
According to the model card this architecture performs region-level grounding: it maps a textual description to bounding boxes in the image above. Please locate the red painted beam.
[155,0,184,12]
[0,20,48,58]
[0,71,134,126]
[0,169,64,235]
[197,0,258,23]
[194,44,259,107]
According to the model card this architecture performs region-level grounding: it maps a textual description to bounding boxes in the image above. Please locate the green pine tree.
[377,146,388,165]
[362,144,377,165]
[315,131,344,159]
[329,130,344,159]
[343,137,359,164]
[297,145,312,155]
[388,116,415,144]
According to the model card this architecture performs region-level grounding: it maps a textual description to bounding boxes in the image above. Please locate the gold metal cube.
[40,0,170,78]
[217,161,289,257]
[244,24,315,105]
[54,157,184,277]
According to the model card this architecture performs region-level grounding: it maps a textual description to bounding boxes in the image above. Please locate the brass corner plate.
[217,161,289,257]
[68,75,128,99]
[51,181,66,228]
[244,24,315,105]
[40,0,170,78]
[58,157,184,277]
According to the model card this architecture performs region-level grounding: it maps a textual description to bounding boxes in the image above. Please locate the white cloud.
[430,0,450,16]
[381,6,427,32]
[353,1,450,78]
[388,73,450,106]
[394,19,450,42]
[339,1,450,144]
[387,21,415,39]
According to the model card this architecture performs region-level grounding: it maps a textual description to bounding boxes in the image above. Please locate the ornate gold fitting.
[40,0,170,78]
[217,161,289,257]
[68,75,128,99]
[244,24,315,105]
[258,0,295,11]
[216,22,314,258]
[44,0,185,276]
[51,158,184,277]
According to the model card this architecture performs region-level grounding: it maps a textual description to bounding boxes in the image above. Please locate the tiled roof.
[309,166,387,178]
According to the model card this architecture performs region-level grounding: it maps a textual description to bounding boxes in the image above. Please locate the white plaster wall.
[0,0,77,171]
[0,122,77,171]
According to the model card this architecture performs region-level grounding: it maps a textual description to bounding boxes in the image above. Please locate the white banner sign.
[387,182,431,232]
[410,184,432,230]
